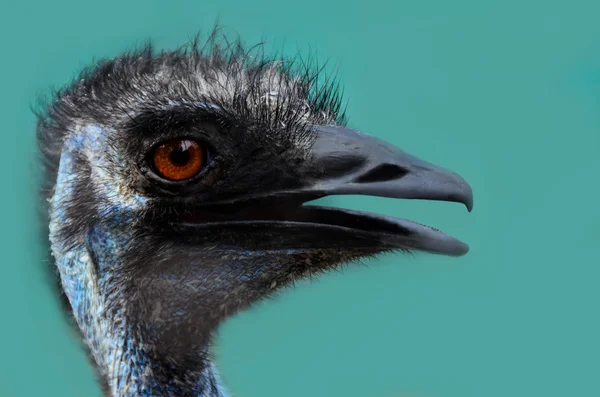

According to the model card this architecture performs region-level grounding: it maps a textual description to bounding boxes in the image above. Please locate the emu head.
[38,34,473,396]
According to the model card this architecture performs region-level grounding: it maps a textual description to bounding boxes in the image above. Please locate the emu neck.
[50,227,227,396]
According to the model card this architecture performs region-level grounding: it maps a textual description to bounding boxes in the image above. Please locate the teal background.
[2,0,599,396]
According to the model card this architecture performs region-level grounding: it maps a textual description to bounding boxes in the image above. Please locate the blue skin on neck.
[49,125,229,396]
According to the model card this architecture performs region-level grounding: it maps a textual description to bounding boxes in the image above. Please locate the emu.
[38,31,473,397]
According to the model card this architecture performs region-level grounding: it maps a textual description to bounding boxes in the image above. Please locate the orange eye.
[152,139,205,181]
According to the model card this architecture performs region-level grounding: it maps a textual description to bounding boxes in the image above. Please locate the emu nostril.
[356,164,408,183]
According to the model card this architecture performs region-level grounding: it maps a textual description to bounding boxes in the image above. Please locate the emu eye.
[151,139,206,181]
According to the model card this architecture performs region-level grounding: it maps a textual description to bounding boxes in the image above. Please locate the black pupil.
[170,142,191,165]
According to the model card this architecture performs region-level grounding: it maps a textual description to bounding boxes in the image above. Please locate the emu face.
[39,36,472,396]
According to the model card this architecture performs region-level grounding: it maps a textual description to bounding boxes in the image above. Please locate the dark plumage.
[37,28,473,396]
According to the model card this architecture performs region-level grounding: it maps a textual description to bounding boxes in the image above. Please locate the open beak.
[173,125,473,256]
[297,125,473,256]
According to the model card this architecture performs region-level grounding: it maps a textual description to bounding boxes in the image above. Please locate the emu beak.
[273,124,474,256]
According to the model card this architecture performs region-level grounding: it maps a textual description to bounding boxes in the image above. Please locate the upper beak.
[307,125,473,212]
